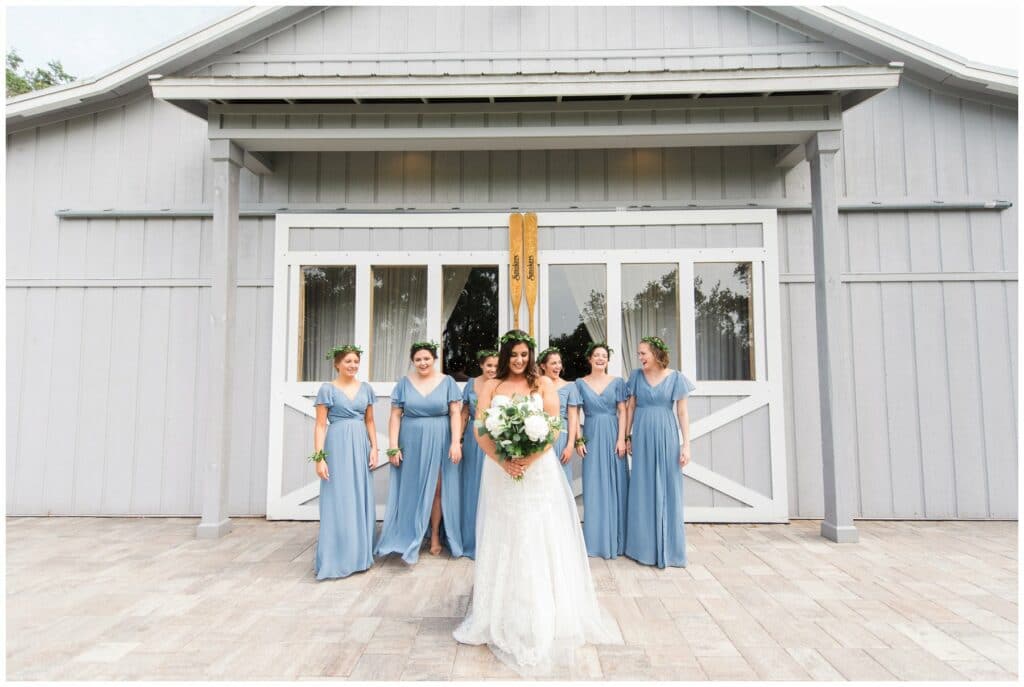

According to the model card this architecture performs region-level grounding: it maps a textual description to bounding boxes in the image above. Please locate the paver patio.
[6,517,1017,680]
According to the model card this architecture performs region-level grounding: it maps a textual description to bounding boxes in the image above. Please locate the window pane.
[300,266,356,382]
[442,265,499,380]
[547,264,607,381]
[370,266,428,381]
[694,262,754,380]
[622,263,679,374]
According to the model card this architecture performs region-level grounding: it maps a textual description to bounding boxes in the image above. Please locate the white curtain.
[370,266,428,381]
[442,266,474,326]
[696,314,749,379]
[301,267,356,381]
[621,264,679,375]
[563,264,607,343]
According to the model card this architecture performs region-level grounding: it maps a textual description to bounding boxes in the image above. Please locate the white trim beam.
[211,120,836,152]
[151,65,902,102]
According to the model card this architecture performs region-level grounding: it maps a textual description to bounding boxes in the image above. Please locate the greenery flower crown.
[410,339,439,353]
[499,331,537,349]
[537,346,560,361]
[641,336,670,353]
[476,349,499,361]
[325,344,363,360]
[585,341,614,358]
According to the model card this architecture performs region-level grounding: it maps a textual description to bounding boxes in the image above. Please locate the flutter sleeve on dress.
[314,383,333,408]
[364,382,377,407]
[391,377,406,408]
[614,377,630,404]
[672,371,697,401]
[445,376,463,405]
[567,383,582,407]
[462,377,475,404]
[625,368,641,398]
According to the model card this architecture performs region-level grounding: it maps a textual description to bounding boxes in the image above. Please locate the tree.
[7,49,75,98]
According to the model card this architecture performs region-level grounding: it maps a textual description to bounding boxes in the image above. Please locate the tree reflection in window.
[694,262,753,380]
[621,264,680,374]
[442,266,499,381]
[547,264,607,381]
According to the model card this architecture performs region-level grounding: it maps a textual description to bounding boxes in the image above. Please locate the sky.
[4,2,1020,81]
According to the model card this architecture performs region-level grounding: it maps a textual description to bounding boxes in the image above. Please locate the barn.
[6,6,1017,543]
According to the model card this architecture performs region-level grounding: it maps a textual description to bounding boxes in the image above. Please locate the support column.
[807,130,858,543]
[197,139,243,539]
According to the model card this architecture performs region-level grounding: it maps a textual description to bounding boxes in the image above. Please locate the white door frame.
[267,210,787,522]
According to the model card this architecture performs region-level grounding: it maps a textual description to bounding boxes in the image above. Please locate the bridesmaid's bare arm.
[314,404,329,481]
[364,404,378,469]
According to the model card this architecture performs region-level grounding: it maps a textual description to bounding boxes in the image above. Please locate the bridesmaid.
[312,344,378,580]
[459,348,499,559]
[537,346,582,485]
[624,336,695,568]
[575,342,630,559]
[376,340,464,563]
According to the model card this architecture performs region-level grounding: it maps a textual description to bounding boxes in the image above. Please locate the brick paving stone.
[6,517,1016,681]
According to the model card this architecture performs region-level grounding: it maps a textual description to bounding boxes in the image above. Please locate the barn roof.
[6,5,1016,130]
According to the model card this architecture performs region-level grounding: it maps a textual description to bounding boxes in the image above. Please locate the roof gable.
[6,4,1016,130]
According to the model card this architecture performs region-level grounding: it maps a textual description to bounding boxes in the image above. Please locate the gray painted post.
[807,130,859,543]
[196,139,242,539]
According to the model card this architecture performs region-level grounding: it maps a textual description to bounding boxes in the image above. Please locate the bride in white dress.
[453,330,622,675]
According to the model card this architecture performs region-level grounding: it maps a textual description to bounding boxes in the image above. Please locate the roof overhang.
[752,6,1017,105]
[4,6,315,128]
[151,64,902,115]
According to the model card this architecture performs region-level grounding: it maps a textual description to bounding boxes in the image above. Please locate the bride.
[453,330,622,675]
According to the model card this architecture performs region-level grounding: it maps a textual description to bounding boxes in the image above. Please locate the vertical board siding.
[206,5,848,77]
[5,61,1017,518]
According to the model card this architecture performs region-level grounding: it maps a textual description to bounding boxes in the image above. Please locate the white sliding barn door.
[267,210,787,523]
[536,210,789,523]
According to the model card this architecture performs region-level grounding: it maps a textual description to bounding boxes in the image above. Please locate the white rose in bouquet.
[491,394,512,408]
[523,414,551,442]
[484,409,505,436]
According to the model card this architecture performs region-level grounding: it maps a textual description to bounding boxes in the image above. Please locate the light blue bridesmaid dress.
[313,381,377,580]
[375,375,464,563]
[575,376,630,558]
[624,368,696,568]
[553,382,583,485]
[459,376,486,559]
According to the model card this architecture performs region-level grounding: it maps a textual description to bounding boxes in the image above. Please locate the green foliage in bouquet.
[474,394,564,481]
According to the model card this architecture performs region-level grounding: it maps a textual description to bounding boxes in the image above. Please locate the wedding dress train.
[453,409,622,675]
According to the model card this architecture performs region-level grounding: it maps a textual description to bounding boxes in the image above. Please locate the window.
[546,264,607,380]
[442,266,499,380]
[369,266,428,381]
[694,262,754,380]
[621,263,680,374]
[299,266,356,382]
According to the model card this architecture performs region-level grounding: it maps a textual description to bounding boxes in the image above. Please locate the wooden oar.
[524,212,538,337]
[509,212,524,330]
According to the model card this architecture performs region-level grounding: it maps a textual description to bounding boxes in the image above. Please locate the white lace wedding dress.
[453,396,623,675]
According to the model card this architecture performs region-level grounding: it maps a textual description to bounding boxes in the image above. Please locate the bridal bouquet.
[475,394,564,482]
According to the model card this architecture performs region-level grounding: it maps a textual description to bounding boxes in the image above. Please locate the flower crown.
[476,349,499,361]
[410,339,439,353]
[585,341,614,358]
[325,344,363,360]
[641,336,670,353]
[537,346,560,362]
[499,331,537,349]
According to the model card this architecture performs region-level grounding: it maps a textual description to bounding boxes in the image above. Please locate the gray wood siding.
[6,72,1017,517]
[189,6,864,77]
